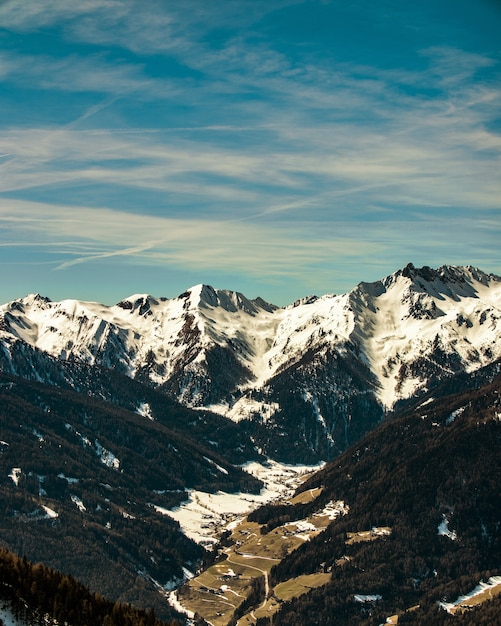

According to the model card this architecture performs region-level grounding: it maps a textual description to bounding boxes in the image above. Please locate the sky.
[0,0,500,306]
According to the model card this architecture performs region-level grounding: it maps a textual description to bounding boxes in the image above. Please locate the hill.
[0,372,262,620]
[174,361,501,625]
[0,544,180,626]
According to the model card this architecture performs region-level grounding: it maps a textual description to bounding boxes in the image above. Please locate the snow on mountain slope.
[0,286,277,388]
[349,264,501,406]
[1,264,500,461]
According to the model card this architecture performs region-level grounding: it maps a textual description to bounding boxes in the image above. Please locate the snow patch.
[354,594,382,602]
[136,402,154,420]
[446,406,466,425]
[203,456,229,475]
[94,440,120,470]
[31,429,44,442]
[71,494,86,512]
[42,505,58,519]
[418,397,434,407]
[9,467,21,486]
[58,473,79,484]
[439,575,501,613]
[314,500,350,520]
[65,423,121,470]
[161,461,323,546]
[168,590,195,621]
[206,396,281,424]
[438,514,457,540]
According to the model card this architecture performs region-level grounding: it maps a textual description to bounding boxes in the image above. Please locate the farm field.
[175,488,348,625]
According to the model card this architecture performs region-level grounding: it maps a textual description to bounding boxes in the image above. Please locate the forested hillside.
[244,363,501,625]
[0,545,182,626]
[0,372,262,619]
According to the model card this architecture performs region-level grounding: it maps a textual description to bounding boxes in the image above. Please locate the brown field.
[346,526,391,544]
[449,579,501,614]
[274,573,332,601]
[289,486,323,504]
[176,480,339,624]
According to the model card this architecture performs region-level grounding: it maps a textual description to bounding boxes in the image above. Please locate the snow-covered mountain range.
[1,263,500,461]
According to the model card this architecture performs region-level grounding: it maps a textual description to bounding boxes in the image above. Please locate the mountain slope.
[0,545,176,626]
[0,372,262,620]
[240,361,501,625]
[1,264,500,462]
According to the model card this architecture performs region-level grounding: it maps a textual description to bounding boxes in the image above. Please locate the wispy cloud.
[0,0,499,301]
[0,196,496,302]
[0,198,384,281]
[0,50,162,96]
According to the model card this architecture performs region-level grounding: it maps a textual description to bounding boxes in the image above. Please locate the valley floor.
[159,461,324,549]
[169,468,348,626]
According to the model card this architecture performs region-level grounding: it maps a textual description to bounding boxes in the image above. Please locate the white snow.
[356,268,501,407]
[136,402,154,420]
[446,406,465,425]
[211,397,280,423]
[203,456,229,475]
[438,514,457,540]
[9,467,21,486]
[71,495,86,512]
[314,500,349,520]
[168,590,195,621]
[42,505,59,519]
[94,440,120,470]
[58,473,79,484]
[157,461,323,547]
[31,429,44,442]
[1,266,500,415]
[354,594,382,602]
[439,575,501,613]
[419,398,434,407]
[66,423,121,470]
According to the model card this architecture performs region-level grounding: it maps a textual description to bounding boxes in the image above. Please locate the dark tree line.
[0,545,182,626]
[249,368,501,625]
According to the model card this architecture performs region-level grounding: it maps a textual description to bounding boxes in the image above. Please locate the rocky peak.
[182,284,277,316]
[116,294,159,317]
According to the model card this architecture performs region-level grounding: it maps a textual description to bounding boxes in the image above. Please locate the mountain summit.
[1,264,500,461]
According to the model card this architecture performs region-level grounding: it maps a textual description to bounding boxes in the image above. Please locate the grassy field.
[274,573,332,601]
[346,526,391,544]
[176,490,347,625]
[449,579,501,614]
[177,497,493,626]
[289,486,323,504]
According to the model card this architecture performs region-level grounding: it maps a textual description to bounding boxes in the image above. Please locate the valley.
[174,477,347,625]
[173,363,501,625]
[0,264,500,625]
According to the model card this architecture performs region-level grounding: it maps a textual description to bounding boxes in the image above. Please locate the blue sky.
[0,0,500,305]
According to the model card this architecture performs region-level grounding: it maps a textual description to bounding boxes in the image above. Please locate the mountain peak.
[398,262,497,286]
[180,284,277,316]
[115,294,160,316]
[21,293,52,307]
[379,263,501,302]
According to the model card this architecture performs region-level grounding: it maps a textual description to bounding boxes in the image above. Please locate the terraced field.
[174,490,348,625]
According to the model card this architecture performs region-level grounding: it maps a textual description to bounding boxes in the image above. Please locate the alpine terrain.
[0,263,500,624]
[1,263,500,462]
[176,362,501,625]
